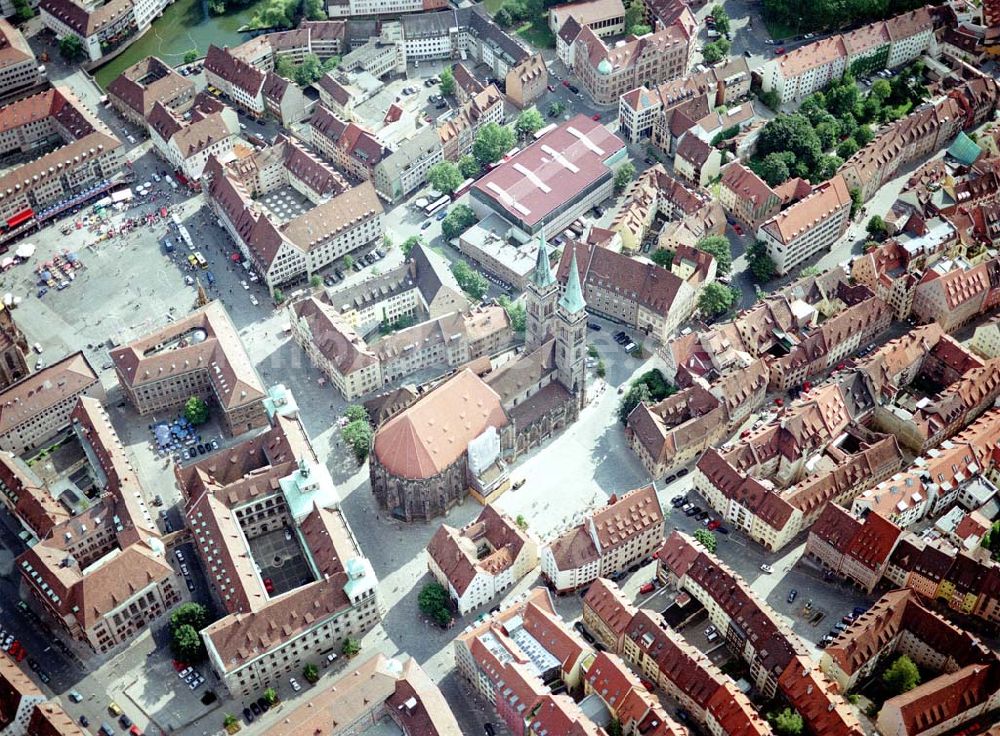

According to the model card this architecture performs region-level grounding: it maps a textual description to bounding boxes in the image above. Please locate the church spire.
[559,249,586,314]
[530,226,555,289]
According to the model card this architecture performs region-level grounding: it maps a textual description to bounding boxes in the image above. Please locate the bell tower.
[555,249,587,411]
[524,228,558,352]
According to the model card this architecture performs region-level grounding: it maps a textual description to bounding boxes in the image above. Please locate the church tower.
[524,228,559,352]
[556,249,587,411]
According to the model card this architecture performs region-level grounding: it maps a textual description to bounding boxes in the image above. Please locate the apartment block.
[0,352,103,457]
[40,0,171,64]
[0,657,83,735]
[110,301,268,436]
[177,409,381,697]
[426,505,538,615]
[0,19,44,101]
[540,485,663,593]
[309,105,390,183]
[438,84,504,162]
[106,56,195,126]
[146,93,240,182]
[756,175,852,276]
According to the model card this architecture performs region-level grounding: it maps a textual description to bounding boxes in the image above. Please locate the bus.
[193,251,208,269]
[452,178,475,199]
[424,195,450,216]
[176,224,194,250]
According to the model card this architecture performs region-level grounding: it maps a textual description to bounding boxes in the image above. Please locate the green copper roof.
[947,131,982,166]
[531,230,555,288]
[597,59,613,75]
[560,249,586,313]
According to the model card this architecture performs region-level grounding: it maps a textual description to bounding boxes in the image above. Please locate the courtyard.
[248,526,313,598]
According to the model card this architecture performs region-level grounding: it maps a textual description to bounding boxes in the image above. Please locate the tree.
[13,0,32,21]
[849,187,863,219]
[696,235,732,275]
[321,56,341,73]
[757,115,822,174]
[624,0,643,31]
[293,54,324,86]
[343,255,354,270]
[427,161,464,194]
[441,204,477,240]
[698,282,736,318]
[515,514,528,530]
[498,295,526,332]
[310,274,322,288]
[342,418,373,463]
[547,101,566,118]
[170,602,208,634]
[607,718,624,736]
[183,50,199,64]
[596,360,606,378]
[458,155,480,179]
[342,638,361,657]
[748,241,777,283]
[836,138,859,160]
[756,152,791,187]
[263,688,278,706]
[710,4,730,34]
[418,582,453,627]
[401,235,424,258]
[855,123,874,146]
[345,405,368,423]
[614,162,636,193]
[439,67,455,96]
[769,707,804,736]
[275,54,295,79]
[273,287,286,304]
[303,663,319,683]
[223,714,238,728]
[184,396,209,425]
[867,214,888,240]
[982,520,1000,559]
[495,6,513,26]
[451,260,489,301]
[799,265,821,278]
[693,528,717,553]
[171,623,205,662]
[759,88,781,111]
[515,108,545,140]
[59,35,85,61]
[651,248,673,268]
[617,382,651,424]
[702,39,730,64]
[304,0,326,19]
[883,655,921,695]
[473,123,516,167]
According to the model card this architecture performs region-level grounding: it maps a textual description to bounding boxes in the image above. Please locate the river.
[93,0,269,88]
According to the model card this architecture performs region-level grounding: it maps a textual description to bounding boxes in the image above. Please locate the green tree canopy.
[170,624,205,663]
[263,688,278,706]
[702,38,730,64]
[458,155,481,179]
[867,214,888,240]
[614,162,636,193]
[698,282,737,318]
[59,35,85,61]
[617,382,651,424]
[418,582,453,627]
[836,137,859,160]
[498,295,526,332]
[441,204,477,240]
[495,6,513,26]
[747,241,777,282]
[452,260,489,301]
[342,638,361,656]
[696,235,732,275]
[303,663,319,683]
[758,114,822,174]
[345,405,368,423]
[755,152,792,187]
[427,161,464,194]
[624,0,645,33]
[710,4,730,34]
[651,248,673,268]
[693,528,717,553]
[770,707,804,736]
[170,603,208,634]
[183,50,199,64]
[439,67,456,96]
[473,122,516,167]
[342,418,373,463]
[184,396,209,425]
[883,655,921,695]
[401,235,424,258]
[304,0,326,19]
[293,54,324,86]
[515,108,545,139]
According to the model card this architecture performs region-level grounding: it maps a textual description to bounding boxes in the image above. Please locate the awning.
[6,209,33,228]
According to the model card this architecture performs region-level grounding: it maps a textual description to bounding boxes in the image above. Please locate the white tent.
[14,242,34,259]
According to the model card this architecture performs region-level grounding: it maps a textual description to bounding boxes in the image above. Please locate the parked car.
[587,322,602,331]
[760,563,774,574]
[289,677,301,692]
[639,581,655,594]
[787,589,798,603]
[707,519,721,531]
[243,708,254,723]
[264,577,274,593]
